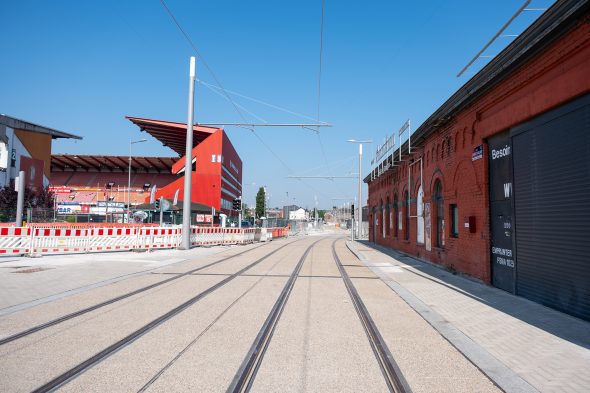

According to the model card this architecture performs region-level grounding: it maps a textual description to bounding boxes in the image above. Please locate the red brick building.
[366,0,590,321]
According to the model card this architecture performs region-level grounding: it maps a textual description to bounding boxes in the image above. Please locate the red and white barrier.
[140,227,181,249]
[0,227,31,255]
[87,227,140,252]
[0,226,289,257]
[30,228,88,255]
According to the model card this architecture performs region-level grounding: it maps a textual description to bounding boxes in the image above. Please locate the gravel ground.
[251,237,389,393]
[0,234,506,392]
[335,241,500,393]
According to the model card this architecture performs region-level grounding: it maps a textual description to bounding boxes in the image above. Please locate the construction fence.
[0,225,290,257]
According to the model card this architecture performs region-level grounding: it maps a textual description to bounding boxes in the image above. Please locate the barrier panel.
[28,223,159,230]
[87,227,139,252]
[241,228,256,244]
[0,225,290,257]
[139,227,181,249]
[0,227,31,255]
[190,227,225,246]
[31,228,89,255]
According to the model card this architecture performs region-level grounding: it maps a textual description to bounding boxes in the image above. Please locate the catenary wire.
[158,0,343,203]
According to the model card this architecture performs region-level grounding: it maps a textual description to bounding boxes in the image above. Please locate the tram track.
[135,239,317,393]
[0,240,289,347]
[28,237,308,393]
[226,238,320,393]
[332,239,412,393]
[227,237,412,393]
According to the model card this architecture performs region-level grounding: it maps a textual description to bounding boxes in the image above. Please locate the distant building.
[0,115,81,189]
[283,204,298,220]
[266,208,283,219]
[289,208,308,221]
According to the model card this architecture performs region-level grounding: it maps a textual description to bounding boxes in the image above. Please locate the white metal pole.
[358,143,363,239]
[15,171,24,226]
[181,56,196,249]
[127,143,132,223]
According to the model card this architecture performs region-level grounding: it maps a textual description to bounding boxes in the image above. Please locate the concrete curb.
[346,240,539,393]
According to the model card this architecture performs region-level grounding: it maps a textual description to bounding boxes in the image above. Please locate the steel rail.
[226,238,322,393]
[332,239,412,393]
[31,238,303,393]
[0,240,285,347]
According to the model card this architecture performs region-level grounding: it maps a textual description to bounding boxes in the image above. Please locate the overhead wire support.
[198,123,331,127]
[457,0,531,77]
[159,0,334,196]
[314,0,332,179]
[197,80,330,126]
[287,175,357,179]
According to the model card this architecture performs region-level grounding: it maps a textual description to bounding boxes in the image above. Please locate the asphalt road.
[0,233,499,392]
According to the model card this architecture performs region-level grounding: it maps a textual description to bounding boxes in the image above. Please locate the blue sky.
[0,0,555,209]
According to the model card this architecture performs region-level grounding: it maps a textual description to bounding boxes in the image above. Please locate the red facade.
[366,7,590,284]
[153,129,243,215]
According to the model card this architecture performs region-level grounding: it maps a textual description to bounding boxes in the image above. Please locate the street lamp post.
[347,139,372,240]
[181,56,196,250]
[128,139,147,223]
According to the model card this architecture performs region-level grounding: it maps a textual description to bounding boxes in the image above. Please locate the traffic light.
[351,204,355,218]
[154,199,160,210]
[232,197,241,211]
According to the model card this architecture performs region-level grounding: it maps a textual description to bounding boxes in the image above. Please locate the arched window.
[394,194,398,238]
[404,190,410,241]
[386,197,391,236]
[381,200,385,239]
[434,180,444,247]
[417,185,424,244]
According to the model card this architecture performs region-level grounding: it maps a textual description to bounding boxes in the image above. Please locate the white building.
[289,208,309,221]
[0,115,80,189]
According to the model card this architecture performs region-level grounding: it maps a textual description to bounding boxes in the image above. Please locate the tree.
[255,187,266,218]
[242,203,252,219]
[0,185,54,222]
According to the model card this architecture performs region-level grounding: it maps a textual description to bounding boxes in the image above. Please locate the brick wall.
[368,18,590,283]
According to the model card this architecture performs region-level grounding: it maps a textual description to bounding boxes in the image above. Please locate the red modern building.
[127,117,243,219]
[365,0,590,321]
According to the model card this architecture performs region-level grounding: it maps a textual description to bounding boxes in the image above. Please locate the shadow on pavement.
[355,240,590,351]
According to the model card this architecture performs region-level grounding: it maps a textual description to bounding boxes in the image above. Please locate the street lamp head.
[347,139,372,144]
[131,138,147,144]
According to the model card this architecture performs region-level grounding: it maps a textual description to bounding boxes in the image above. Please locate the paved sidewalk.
[347,240,590,393]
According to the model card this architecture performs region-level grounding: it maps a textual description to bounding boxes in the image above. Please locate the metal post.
[128,139,147,223]
[105,186,109,223]
[128,144,132,223]
[159,196,164,226]
[15,171,24,226]
[181,56,196,249]
[358,143,363,239]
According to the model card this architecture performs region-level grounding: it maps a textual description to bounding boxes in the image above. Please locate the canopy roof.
[0,114,82,140]
[51,154,178,173]
[126,116,222,156]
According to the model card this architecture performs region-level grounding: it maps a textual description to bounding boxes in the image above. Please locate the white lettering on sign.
[491,247,513,257]
[495,256,515,268]
[491,145,511,160]
[504,182,512,198]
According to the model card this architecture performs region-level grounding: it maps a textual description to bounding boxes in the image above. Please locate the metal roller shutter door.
[511,94,590,321]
